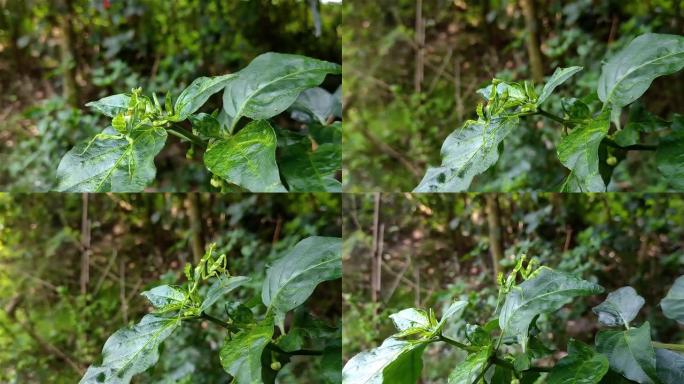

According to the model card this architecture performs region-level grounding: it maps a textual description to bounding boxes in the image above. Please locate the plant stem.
[267,343,323,356]
[536,109,567,124]
[200,312,239,332]
[652,341,684,352]
[438,335,479,352]
[604,139,657,152]
[491,356,551,373]
[167,125,206,148]
[471,361,493,384]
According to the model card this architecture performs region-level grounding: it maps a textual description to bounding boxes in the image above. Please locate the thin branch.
[200,312,239,333]
[653,341,684,352]
[167,125,206,148]
[604,138,657,151]
[471,361,493,384]
[536,109,567,124]
[267,343,324,356]
[438,335,478,352]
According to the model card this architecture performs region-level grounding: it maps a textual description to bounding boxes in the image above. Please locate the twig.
[653,341,684,352]
[604,139,657,151]
[80,193,90,295]
[167,125,206,148]
[536,109,567,124]
[267,343,324,356]
[200,312,240,333]
[438,335,478,352]
[357,127,422,178]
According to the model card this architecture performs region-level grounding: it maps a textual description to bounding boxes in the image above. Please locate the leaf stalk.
[652,341,684,352]
[167,125,206,148]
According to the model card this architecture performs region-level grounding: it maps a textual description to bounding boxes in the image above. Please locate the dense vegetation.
[0,0,341,191]
[55,53,342,193]
[343,193,684,382]
[343,0,684,192]
[0,193,341,383]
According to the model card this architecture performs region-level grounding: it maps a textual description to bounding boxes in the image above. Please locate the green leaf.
[112,113,127,134]
[341,337,427,384]
[655,348,684,384]
[290,87,337,125]
[447,347,491,384]
[189,113,223,140]
[477,81,529,106]
[614,125,640,147]
[219,316,274,384]
[390,308,430,332]
[174,74,235,120]
[538,66,583,105]
[499,267,603,349]
[625,104,670,133]
[310,121,342,146]
[656,119,684,190]
[414,116,518,192]
[165,91,173,115]
[490,365,513,384]
[599,370,639,384]
[56,126,167,192]
[558,109,611,192]
[199,276,250,313]
[222,53,341,130]
[514,352,531,372]
[320,347,342,384]
[262,236,341,330]
[80,314,181,384]
[276,308,338,353]
[332,85,342,118]
[546,339,609,384]
[204,120,286,192]
[598,33,684,108]
[661,276,684,324]
[592,286,645,328]
[561,97,591,120]
[391,301,467,339]
[435,301,467,333]
[86,94,131,117]
[595,322,659,384]
[141,285,186,311]
[280,142,341,192]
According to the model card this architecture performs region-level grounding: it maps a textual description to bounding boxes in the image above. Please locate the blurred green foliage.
[342,193,684,381]
[343,0,684,192]
[0,193,341,383]
[0,0,341,191]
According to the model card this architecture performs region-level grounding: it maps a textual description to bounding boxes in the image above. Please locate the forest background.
[0,0,341,191]
[343,193,684,381]
[343,0,684,192]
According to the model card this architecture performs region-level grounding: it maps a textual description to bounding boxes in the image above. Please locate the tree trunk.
[370,193,382,316]
[520,0,544,83]
[186,193,205,264]
[486,194,504,282]
[57,0,79,106]
[80,194,90,295]
[414,0,425,93]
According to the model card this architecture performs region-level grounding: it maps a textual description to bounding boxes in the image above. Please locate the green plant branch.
[652,341,684,352]
[167,125,206,148]
[471,361,493,384]
[536,109,568,125]
[200,312,239,332]
[604,138,657,152]
[438,335,479,352]
[266,343,324,356]
[200,315,324,357]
